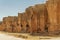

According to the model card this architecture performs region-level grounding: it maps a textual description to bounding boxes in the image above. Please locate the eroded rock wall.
[0,0,60,35]
[46,0,60,34]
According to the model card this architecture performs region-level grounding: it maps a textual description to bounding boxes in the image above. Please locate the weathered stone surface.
[35,4,48,33]
[2,16,18,32]
[18,13,23,32]
[30,6,38,33]
[0,0,60,35]
[0,21,6,31]
[20,13,27,33]
[46,0,60,34]
[18,13,28,33]
[25,6,34,33]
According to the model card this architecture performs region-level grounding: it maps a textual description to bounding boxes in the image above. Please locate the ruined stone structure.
[0,0,60,35]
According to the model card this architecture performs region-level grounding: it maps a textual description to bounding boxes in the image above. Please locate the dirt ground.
[0,31,60,40]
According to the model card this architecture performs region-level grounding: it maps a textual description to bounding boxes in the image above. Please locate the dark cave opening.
[45,26,48,32]
[21,24,23,27]
[26,24,30,32]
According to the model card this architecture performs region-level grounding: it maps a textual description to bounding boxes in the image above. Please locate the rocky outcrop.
[46,0,60,34]
[0,21,6,31]
[0,0,60,35]
[2,16,18,32]
[35,4,48,33]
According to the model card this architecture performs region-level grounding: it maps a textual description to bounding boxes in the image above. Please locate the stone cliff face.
[35,4,48,33]
[46,0,60,34]
[0,0,60,35]
[1,16,18,32]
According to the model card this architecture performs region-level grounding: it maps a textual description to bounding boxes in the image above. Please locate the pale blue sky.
[0,0,46,21]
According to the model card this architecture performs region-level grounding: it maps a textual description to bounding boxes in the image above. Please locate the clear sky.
[0,0,46,21]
